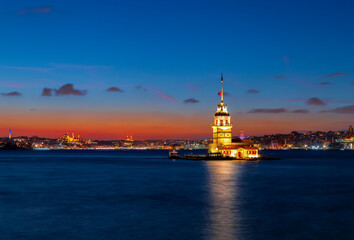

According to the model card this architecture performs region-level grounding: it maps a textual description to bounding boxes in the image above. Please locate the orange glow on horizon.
[0,108,349,140]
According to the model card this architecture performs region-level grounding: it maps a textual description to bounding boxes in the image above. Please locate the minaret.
[8,129,11,139]
[209,74,233,153]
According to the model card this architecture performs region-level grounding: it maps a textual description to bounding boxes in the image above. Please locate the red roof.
[241,146,259,150]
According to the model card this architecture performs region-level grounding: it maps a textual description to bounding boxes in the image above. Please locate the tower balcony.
[212,123,233,128]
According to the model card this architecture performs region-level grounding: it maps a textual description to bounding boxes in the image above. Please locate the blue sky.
[0,0,353,138]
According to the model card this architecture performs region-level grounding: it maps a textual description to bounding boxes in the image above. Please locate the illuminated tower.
[8,129,11,139]
[209,74,233,153]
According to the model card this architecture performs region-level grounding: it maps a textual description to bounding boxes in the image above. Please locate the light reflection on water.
[205,161,244,240]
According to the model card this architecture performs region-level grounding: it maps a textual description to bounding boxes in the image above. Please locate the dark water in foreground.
[0,150,353,240]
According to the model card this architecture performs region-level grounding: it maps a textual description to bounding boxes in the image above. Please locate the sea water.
[0,150,353,240]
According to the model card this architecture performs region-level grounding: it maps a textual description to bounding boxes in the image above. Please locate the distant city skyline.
[0,0,353,139]
[1,125,352,141]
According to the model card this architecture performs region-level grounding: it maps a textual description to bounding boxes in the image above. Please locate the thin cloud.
[41,88,52,96]
[292,109,309,114]
[228,96,351,106]
[187,83,202,94]
[249,108,287,113]
[298,80,317,88]
[3,66,54,72]
[319,82,331,85]
[273,75,286,80]
[229,96,306,103]
[51,63,113,70]
[42,84,87,96]
[17,7,52,15]
[151,88,177,104]
[322,105,354,114]
[324,72,351,78]
[1,91,22,96]
[184,98,199,104]
[306,97,326,106]
[135,85,148,92]
[249,108,309,114]
[136,85,177,103]
[107,87,124,92]
[3,64,112,72]
[55,84,87,96]
[143,101,159,105]
[246,89,260,94]
[3,83,25,88]
[282,56,290,62]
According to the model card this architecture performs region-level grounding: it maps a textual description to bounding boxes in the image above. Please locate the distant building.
[335,125,353,149]
[122,135,134,147]
[58,132,82,143]
[348,125,353,138]
[344,125,353,149]
[208,75,259,158]
[240,130,245,140]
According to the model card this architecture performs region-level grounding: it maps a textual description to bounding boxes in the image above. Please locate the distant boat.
[169,150,179,158]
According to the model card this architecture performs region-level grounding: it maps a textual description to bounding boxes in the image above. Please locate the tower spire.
[221,73,224,103]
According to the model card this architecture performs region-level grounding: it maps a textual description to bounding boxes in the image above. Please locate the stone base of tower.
[208,143,218,153]
[208,141,259,159]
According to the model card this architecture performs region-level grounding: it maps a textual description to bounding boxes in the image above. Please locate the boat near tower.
[170,74,269,160]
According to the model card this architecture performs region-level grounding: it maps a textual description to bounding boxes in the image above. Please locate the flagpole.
[221,73,223,103]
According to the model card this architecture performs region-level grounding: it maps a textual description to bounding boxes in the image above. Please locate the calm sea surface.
[0,150,353,240]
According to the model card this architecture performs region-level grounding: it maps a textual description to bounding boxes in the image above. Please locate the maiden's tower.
[208,75,259,159]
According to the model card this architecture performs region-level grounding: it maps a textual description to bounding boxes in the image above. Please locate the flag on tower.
[218,91,222,95]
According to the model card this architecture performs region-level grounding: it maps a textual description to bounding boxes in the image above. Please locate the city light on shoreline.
[0,108,351,140]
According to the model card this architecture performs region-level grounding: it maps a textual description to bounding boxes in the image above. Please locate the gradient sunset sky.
[0,0,353,139]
